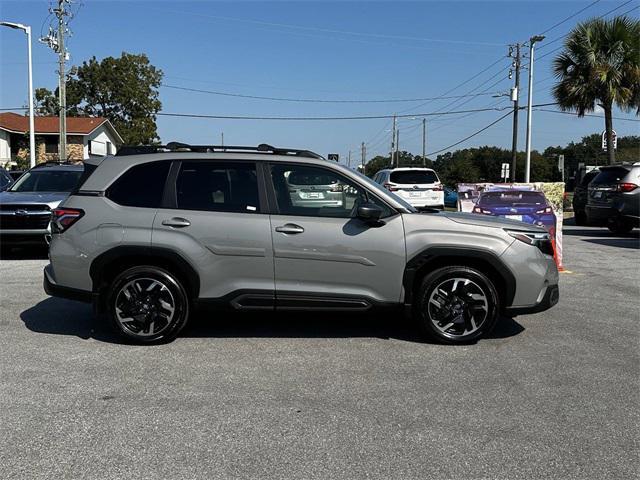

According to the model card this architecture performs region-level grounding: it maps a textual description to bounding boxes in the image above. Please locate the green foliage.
[65,52,163,144]
[552,15,640,163]
[34,88,59,116]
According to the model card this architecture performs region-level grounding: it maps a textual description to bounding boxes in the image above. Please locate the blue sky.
[1,0,638,163]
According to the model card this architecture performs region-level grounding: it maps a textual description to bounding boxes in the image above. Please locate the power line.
[159,10,507,47]
[155,105,519,122]
[154,103,555,122]
[427,110,514,156]
[161,84,498,104]
[536,108,640,122]
[539,0,602,36]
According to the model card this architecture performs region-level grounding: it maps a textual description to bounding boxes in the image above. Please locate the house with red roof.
[0,112,123,167]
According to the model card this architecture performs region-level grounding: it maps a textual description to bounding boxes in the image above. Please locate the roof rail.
[116,142,324,160]
[31,160,80,168]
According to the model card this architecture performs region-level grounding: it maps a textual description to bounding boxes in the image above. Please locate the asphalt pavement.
[1,223,638,479]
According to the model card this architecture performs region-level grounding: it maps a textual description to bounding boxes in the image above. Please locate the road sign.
[601,130,617,150]
[328,153,339,162]
[501,163,510,181]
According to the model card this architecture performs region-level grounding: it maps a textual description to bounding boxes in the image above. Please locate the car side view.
[44,143,559,345]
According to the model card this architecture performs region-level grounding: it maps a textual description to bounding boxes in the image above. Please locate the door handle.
[275,223,304,234]
[162,217,191,228]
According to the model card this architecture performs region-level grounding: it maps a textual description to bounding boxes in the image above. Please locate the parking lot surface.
[1,224,638,480]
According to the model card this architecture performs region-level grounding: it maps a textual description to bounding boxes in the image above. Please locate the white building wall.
[0,130,11,166]
[83,126,119,158]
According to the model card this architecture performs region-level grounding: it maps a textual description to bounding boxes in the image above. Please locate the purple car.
[473,190,557,235]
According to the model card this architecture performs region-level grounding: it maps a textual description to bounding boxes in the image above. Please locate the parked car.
[372,167,444,210]
[0,162,84,247]
[0,169,13,192]
[586,163,639,233]
[44,143,558,345]
[285,169,346,210]
[8,170,25,181]
[472,189,557,237]
[572,168,600,226]
[443,186,458,209]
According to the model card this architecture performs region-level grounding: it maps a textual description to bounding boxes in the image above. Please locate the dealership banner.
[457,183,565,270]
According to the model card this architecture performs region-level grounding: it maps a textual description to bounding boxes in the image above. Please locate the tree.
[64,52,163,144]
[552,16,640,164]
[34,87,59,115]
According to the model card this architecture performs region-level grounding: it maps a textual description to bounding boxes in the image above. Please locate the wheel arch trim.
[402,246,516,308]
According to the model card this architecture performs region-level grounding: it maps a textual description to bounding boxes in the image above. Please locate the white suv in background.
[373,167,445,210]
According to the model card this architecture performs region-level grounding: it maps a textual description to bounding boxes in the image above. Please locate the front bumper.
[43,264,94,303]
[0,229,50,245]
[504,284,559,316]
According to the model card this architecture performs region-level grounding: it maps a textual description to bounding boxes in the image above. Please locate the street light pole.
[524,35,544,183]
[1,21,36,168]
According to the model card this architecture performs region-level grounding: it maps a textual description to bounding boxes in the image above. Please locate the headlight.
[505,229,554,256]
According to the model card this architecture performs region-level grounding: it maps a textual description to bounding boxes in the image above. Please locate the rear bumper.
[43,264,94,303]
[504,284,559,316]
[586,205,640,226]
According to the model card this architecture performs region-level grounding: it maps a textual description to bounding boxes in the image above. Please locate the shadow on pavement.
[21,297,525,345]
[0,245,49,260]
[582,238,640,249]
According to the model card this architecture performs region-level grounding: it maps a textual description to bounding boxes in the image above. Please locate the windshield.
[390,170,439,184]
[350,169,417,212]
[479,191,547,206]
[9,169,83,193]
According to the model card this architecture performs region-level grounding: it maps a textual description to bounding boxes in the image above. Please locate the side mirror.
[357,203,383,222]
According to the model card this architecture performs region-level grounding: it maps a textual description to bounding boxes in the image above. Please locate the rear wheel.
[574,210,587,226]
[107,266,189,344]
[414,266,499,344]
[607,218,634,234]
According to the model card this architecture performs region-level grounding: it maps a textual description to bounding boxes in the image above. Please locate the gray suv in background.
[586,163,639,233]
[44,143,559,345]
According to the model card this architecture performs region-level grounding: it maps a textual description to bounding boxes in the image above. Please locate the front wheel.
[107,266,190,344]
[414,266,499,344]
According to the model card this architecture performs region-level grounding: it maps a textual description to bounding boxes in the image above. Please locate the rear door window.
[591,167,630,185]
[390,170,439,184]
[107,161,171,208]
[175,161,260,213]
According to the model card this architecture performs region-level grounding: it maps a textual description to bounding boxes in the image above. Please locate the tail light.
[432,184,443,191]
[51,208,84,233]
[383,182,398,192]
[473,206,492,215]
[618,183,638,193]
[536,206,553,214]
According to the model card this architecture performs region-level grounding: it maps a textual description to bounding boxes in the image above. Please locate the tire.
[607,218,634,234]
[107,265,190,344]
[413,266,499,344]
[574,210,587,226]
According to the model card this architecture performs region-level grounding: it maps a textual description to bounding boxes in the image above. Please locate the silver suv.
[44,143,559,344]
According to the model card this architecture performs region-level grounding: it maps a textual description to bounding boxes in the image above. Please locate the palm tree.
[552,16,640,164]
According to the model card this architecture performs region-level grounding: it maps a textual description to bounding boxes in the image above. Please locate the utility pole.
[361,142,366,170]
[395,130,400,168]
[56,0,67,161]
[347,150,351,168]
[524,35,545,183]
[422,118,426,166]
[221,132,224,147]
[40,0,71,161]
[390,114,396,167]
[508,43,521,182]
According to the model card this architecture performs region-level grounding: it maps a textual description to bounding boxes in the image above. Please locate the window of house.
[175,161,260,213]
[44,137,58,154]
